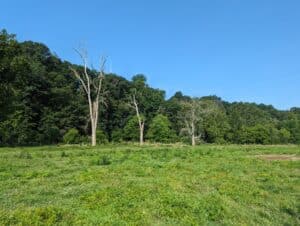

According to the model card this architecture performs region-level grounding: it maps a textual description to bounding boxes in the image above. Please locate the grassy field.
[0,144,299,225]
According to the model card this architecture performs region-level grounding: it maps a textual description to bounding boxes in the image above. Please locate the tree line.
[0,29,299,146]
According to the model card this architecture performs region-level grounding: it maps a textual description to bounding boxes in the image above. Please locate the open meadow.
[0,144,299,225]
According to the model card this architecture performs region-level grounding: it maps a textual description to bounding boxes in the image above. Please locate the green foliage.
[63,129,81,144]
[79,135,89,144]
[39,126,60,144]
[97,155,111,165]
[282,111,300,144]
[237,125,268,144]
[96,130,108,144]
[0,30,87,146]
[236,124,292,145]
[60,151,68,157]
[17,151,32,159]
[202,98,231,144]
[130,74,165,120]
[278,128,291,144]
[123,116,140,141]
[0,29,299,146]
[111,129,123,142]
[146,114,177,143]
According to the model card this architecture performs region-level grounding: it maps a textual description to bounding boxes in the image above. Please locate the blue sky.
[1,0,299,110]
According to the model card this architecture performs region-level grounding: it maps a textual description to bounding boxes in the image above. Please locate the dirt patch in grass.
[256,154,300,161]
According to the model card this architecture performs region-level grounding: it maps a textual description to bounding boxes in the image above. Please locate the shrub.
[61,151,68,157]
[97,155,111,165]
[18,151,32,159]
[111,129,123,142]
[146,114,177,143]
[123,116,140,141]
[39,126,60,144]
[278,128,291,144]
[63,129,81,144]
[96,130,108,144]
[238,125,271,144]
[79,135,89,144]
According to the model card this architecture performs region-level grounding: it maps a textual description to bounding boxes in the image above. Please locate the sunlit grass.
[0,144,299,225]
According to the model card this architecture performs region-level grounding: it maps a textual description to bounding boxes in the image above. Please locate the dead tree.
[180,100,200,146]
[129,92,145,145]
[180,98,216,146]
[70,49,106,146]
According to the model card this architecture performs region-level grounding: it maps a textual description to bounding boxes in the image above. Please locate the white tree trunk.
[191,121,195,146]
[70,50,106,147]
[90,100,99,146]
[139,123,144,145]
[191,134,196,146]
[131,94,144,145]
[91,121,96,146]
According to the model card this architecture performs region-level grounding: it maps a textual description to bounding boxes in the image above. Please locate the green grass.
[0,144,299,225]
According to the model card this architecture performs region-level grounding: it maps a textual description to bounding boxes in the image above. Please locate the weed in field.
[17,151,32,159]
[97,155,111,166]
[61,151,68,157]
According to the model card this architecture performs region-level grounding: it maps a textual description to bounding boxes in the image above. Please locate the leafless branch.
[69,66,88,94]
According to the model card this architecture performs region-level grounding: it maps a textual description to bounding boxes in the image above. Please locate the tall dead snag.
[130,92,145,145]
[180,98,216,146]
[180,99,200,146]
[70,49,106,146]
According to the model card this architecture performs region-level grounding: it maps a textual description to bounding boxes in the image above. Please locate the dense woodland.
[1,29,300,146]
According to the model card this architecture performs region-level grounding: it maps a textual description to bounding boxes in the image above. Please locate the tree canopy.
[0,29,299,146]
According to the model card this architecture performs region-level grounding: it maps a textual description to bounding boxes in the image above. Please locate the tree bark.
[182,100,200,146]
[131,94,144,145]
[91,120,96,146]
[90,100,99,146]
[70,50,106,146]
[140,124,144,145]
[191,134,196,146]
[191,121,195,146]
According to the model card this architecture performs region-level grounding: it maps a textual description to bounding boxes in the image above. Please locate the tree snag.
[70,49,106,146]
[130,92,145,145]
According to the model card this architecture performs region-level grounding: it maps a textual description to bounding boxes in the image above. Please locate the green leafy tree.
[282,111,300,144]
[111,129,123,142]
[163,92,191,136]
[201,97,231,144]
[96,129,108,144]
[63,128,81,144]
[123,116,140,142]
[239,124,274,144]
[146,114,176,143]
[278,128,291,144]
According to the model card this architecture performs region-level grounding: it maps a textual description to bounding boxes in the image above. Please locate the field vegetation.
[0,144,299,225]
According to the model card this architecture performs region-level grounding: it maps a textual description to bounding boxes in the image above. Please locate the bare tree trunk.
[131,94,144,145]
[70,50,106,147]
[191,110,196,146]
[191,134,195,146]
[182,98,208,146]
[140,123,144,145]
[191,121,195,146]
[136,109,144,145]
[91,120,96,146]
[90,100,98,146]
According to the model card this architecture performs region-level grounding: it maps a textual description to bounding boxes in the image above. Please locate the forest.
[1,29,300,146]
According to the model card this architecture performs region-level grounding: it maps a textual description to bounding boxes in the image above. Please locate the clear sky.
[1,0,299,110]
